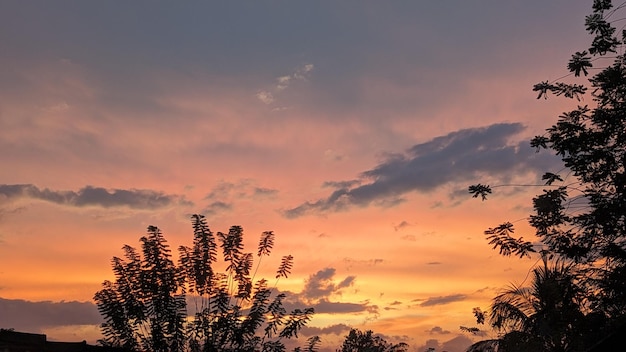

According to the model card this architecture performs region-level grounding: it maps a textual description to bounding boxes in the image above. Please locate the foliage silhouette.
[94,214,315,352]
[337,329,408,352]
[468,0,626,350]
[467,254,591,352]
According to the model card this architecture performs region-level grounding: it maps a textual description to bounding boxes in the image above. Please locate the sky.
[0,1,594,351]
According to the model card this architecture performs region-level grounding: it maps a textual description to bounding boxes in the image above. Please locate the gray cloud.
[278,267,377,317]
[0,184,189,210]
[427,326,451,335]
[204,181,241,200]
[300,323,352,337]
[200,181,278,215]
[301,268,356,301]
[420,294,467,307]
[384,300,403,311]
[202,201,233,216]
[416,335,474,352]
[0,2,588,84]
[254,187,279,197]
[394,220,411,231]
[283,123,558,218]
[474,286,492,294]
[313,299,377,315]
[281,292,377,317]
[0,298,101,332]
[205,180,278,201]
[322,180,361,189]
[0,296,373,344]
[338,276,356,288]
[343,258,384,270]
[401,235,416,241]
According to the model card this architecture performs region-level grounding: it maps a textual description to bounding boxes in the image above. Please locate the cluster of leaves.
[466,0,626,350]
[465,255,608,352]
[94,226,186,352]
[94,214,316,352]
[337,329,409,352]
[470,0,626,302]
[484,222,535,258]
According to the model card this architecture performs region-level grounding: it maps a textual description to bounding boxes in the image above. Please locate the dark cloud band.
[284,122,559,218]
[0,298,101,332]
[420,294,467,307]
[0,184,190,210]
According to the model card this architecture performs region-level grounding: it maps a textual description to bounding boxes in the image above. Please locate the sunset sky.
[0,1,594,351]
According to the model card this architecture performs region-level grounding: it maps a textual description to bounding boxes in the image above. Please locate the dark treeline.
[466,0,626,351]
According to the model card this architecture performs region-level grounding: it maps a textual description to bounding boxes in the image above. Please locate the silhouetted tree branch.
[94,214,316,352]
[468,0,626,350]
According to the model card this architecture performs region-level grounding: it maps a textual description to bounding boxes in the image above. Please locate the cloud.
[426,261,442,265]
[474,286,493,294]
[278,267,378,316]
[0,296,372,344]
[276,64,314,90]
[254,187,279,197]
[300,323,352,337]
[204,181,241,200]
[343,258,384,270]
[205,180,277,201]
[313,299,378,314]
[281,293,378,317]
[256,63,314,107]
[283,123,559,218]
[420,294,467,307]
[0,184,189,210]
[324,149,344,162]
[202,201,232,216]
[384,301,403,311]
[201,181,278,213]
[400,234,416,241]
[416,335,474,352]
[394,220,411,231]
[256,90,275,105]
[427,326,451,335]
[0,298,101,333]
[0,206,26,223]
[322,180,360,189]
[301,268,356,301]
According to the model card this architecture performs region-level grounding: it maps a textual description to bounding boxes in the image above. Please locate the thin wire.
[518,256,543,287]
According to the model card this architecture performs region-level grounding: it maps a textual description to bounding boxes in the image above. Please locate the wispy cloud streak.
[257,63,314,109]
[420,294,467,307]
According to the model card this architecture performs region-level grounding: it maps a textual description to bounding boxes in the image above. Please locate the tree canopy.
[337,329,408,352]
[468,0,626,350]
[94,214,316,352]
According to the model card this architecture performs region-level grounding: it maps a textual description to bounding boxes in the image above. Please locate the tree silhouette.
[468,0,626,349]
[466,254,591,352]
[337,329,408,352]
[94,214,315,352]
